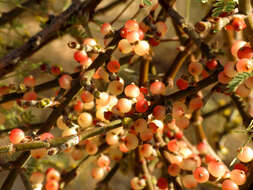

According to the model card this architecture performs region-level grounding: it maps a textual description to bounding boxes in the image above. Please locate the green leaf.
[143,0,152,6]
[212,0,237,17]
[227,72,253,92]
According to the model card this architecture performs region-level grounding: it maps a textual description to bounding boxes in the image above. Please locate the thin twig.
[110,0,135,25]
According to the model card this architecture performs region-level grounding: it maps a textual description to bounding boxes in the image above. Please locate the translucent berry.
[237,146,253,163]
[150,80,165,95]
[134,40,150,56]
[230,169,246,185]
[194,167,209,183]
[78,112,93,128]
[208,161,226,178]
[188,62,203,76]
[222,179,239,190]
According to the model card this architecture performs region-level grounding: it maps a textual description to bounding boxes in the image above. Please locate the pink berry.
[59,74,72,89]
[222,179,239,190]
[118,39,132,54]
[125,134,139,150]
[125,20,139,31]
[237,146,253,163]
[182,175,198,189]
[153,105,166,120]
[134,40,150,56]
[9,128,25,144]
[117,98,132,113]
[224,62,236,78]
[189,97,203,111]
[236,58,253,73]
[97,154,110,168]
[126,31,140,43]
[236,83,250,98]
[24,75,35,87]
[45,180,59,190]
[168,164,180,177]
[156,21,167,37]
[83,38,97,47]
[101,23,112,36]
[150,80,165,95]
[46,168,60,182]
[30,172,44,184]
[125,84,140,98]
[194,167,209,183]
[40,132,54,141]
[139,144,153,158]
[92,167,105,180]
[218,71,231,84]
[208,161,226,178]
[188,62,203,76]
[81,91,94,103]
[231,40,248,58]
[230,169,246,185]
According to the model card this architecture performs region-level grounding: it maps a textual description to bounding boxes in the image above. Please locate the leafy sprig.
[212,0,237,17]
[227,72,253,92]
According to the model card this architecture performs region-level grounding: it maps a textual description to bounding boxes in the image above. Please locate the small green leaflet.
[143,0,152,6]
[227,72,253,93]
[212,0,237,17]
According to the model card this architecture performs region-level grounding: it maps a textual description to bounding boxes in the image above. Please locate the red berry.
[51,65,62,75]
[120,27,129,38]
[157,177,168,189]
[206,59,218,70]
[74,50,87,62]
[107,60,120,73]
[238,46,253,59]
[74,100,84,112]
[231,17,246,31]
[149,38,160,46]
[135,99,149,113]
[176,78,188,90]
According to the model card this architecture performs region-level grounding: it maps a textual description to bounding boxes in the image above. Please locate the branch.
[20,169,33,190]
[0,0,42,26]
[0,0,102,78]
[0,72,80,104]
[202,102,233,118]
[162,67,222,102]
[95,0,127,16]
[239,0,253,46]
[159,0,214,59]
[231,94,252,127]
[95,163,120,190]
